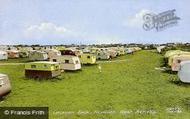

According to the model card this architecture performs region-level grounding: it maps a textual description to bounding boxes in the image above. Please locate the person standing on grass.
[98,64,102,73]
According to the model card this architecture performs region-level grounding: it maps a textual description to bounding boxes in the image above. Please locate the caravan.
[47,49,61,59]
[50,55,81,70]
[7,50,19,58]
[50,49,81,71]
[168,51,190,66]
[29,51,48,61]
[96,50,110,60]
[171,55,190,71]
[107,49,117,59]
[79,53,96,64]
[125,48,134,54]
[178,61,190,83]
[157,46,166,53]
[19,51,29,58]
[0,45,8,51]
[0,51,8,60]
[0,74,11,98]
[25,61,61,79]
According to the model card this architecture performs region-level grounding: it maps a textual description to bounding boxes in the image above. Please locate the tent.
[171,55,190,71]
[50,55,81,70]
[0,51,8,60]
[79,53,96,64]
[25,61,61,79]
[178,61,190,83]
[7,50,19,58]
[29,51,48,61]
[0,74,11,98]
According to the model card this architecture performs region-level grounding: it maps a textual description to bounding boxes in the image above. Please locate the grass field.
[0,50,190,119]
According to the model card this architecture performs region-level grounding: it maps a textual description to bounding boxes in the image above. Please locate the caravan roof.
[25,61,60,71]
[0,74,7,77]
[0,51,7,54]
[164,50,182,58]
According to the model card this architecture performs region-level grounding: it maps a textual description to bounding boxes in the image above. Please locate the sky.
[0,0,190,45]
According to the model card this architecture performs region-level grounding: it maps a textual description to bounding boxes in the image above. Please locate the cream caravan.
[29,51,48,61]
[50,55,81,71]
[0,51,8,60]
[7,50,19,59]
[0,74,11,98]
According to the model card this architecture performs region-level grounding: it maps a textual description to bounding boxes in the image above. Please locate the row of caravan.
[24,50,97,79]
[24,47,142,79]
[0,46,142,97]
[164,50,190,71]
[0,46,142,61]
[164,50,190,83]
[0,50,20,60]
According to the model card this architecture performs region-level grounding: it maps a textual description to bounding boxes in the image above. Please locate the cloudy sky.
[0,0,190,45]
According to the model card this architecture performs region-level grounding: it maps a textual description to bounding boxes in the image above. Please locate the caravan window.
[87,56,90,59]
[53,59,57,62]
[75,60,79,64]
[55,66,59,69]
[44,64,48,68]
[31,65,36,68]
[0,80,4,87]
[65,60,69,63]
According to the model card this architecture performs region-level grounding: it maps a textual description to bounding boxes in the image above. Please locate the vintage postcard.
[0,0,190,119]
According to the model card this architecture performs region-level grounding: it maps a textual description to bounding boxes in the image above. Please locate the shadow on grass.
[162,70,177,74]
[0,91,11,101]
[64,69,82,73]
[0,58,30,63]
[168,78,190,87]
[81,63,98,67]
[23,76,64,82]
[0,98,4,101]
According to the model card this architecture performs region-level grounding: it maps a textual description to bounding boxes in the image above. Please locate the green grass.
[0,58,30,63]
[0,51,190,119]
